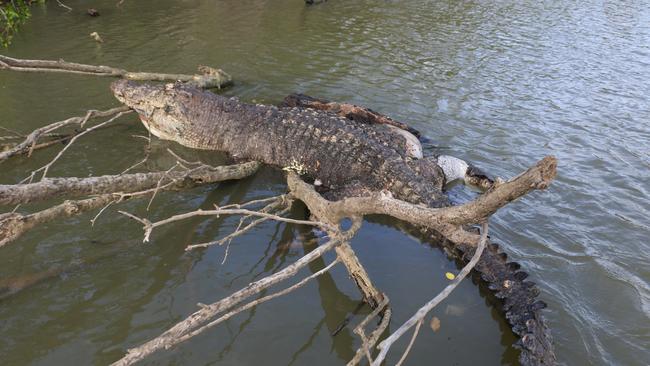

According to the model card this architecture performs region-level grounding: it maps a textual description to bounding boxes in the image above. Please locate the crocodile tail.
[455,239,557,365]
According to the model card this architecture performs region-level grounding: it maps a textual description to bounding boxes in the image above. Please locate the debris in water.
[430,316,441,332]
[90,32,103,43]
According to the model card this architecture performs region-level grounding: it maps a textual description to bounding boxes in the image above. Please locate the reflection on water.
[0,0,649,365]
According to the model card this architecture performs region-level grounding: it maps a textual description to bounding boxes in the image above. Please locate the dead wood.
[0,60,558,365]
[111,234,353,366]
[286,156,557,246]
[348,296,391,366]
[110,152,557,365]
[0,55,232,89]
[0,161,261,206]
[0,161,261,247]
[0,106,129,163]
[372,222,489,365]
[24,110,132,182]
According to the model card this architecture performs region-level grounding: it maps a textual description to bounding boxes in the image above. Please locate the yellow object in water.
[445,272,456,280]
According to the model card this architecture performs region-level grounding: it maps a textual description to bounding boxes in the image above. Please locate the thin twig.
[90,199,118,226]
[186,199,290,251]
[120,130,152,175]
[0,106,128,163]
[349,297,390,366]
[371,222,489,366]
[56,0,72,11]
[146,163,179,210]
[175,258,341,344]
[21,111,130,183]
[122,207,333,243]
[395,319,423,366]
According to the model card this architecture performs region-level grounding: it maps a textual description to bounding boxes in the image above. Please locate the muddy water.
[1,0,649,365]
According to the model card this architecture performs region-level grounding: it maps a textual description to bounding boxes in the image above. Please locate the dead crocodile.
[111,79,556,365]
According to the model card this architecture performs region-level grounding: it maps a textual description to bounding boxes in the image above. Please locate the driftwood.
[0,58,558,365]
[0,55,232,88]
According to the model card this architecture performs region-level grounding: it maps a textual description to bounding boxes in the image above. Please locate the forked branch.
[286,156,557,246]
[111,236,348,366]
[0,106,129,163]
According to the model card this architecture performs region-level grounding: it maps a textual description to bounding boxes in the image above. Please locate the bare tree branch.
[174,258,341,345]
[25,111,131,182]
[111,236,348,366]
[371,222,489,366]
[0,162,261,247]
[348,296,391,366]
[186,196,291,251]
[121,205,333,243]
[286,156,556,246]
[0,106,129,163]
[0,55,233,89]
[0,162,261,206]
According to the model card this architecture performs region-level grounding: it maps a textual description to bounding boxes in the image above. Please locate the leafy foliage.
[0,0,43,48]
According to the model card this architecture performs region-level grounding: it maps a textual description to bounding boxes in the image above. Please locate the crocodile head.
[110,80,196,145]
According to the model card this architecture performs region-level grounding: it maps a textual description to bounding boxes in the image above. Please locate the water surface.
[1,0,649,365]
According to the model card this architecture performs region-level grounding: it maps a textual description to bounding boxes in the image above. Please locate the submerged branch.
[0,55,233,88]
[112,236,345,366]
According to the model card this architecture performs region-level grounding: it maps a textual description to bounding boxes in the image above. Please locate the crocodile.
[111,79,556,365]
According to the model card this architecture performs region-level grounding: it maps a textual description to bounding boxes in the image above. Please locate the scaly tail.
[454,237,556,365]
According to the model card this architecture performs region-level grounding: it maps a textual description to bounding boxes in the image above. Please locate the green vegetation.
[0,0,43,48]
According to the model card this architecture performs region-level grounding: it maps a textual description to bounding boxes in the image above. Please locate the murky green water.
[1,0,649,365]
